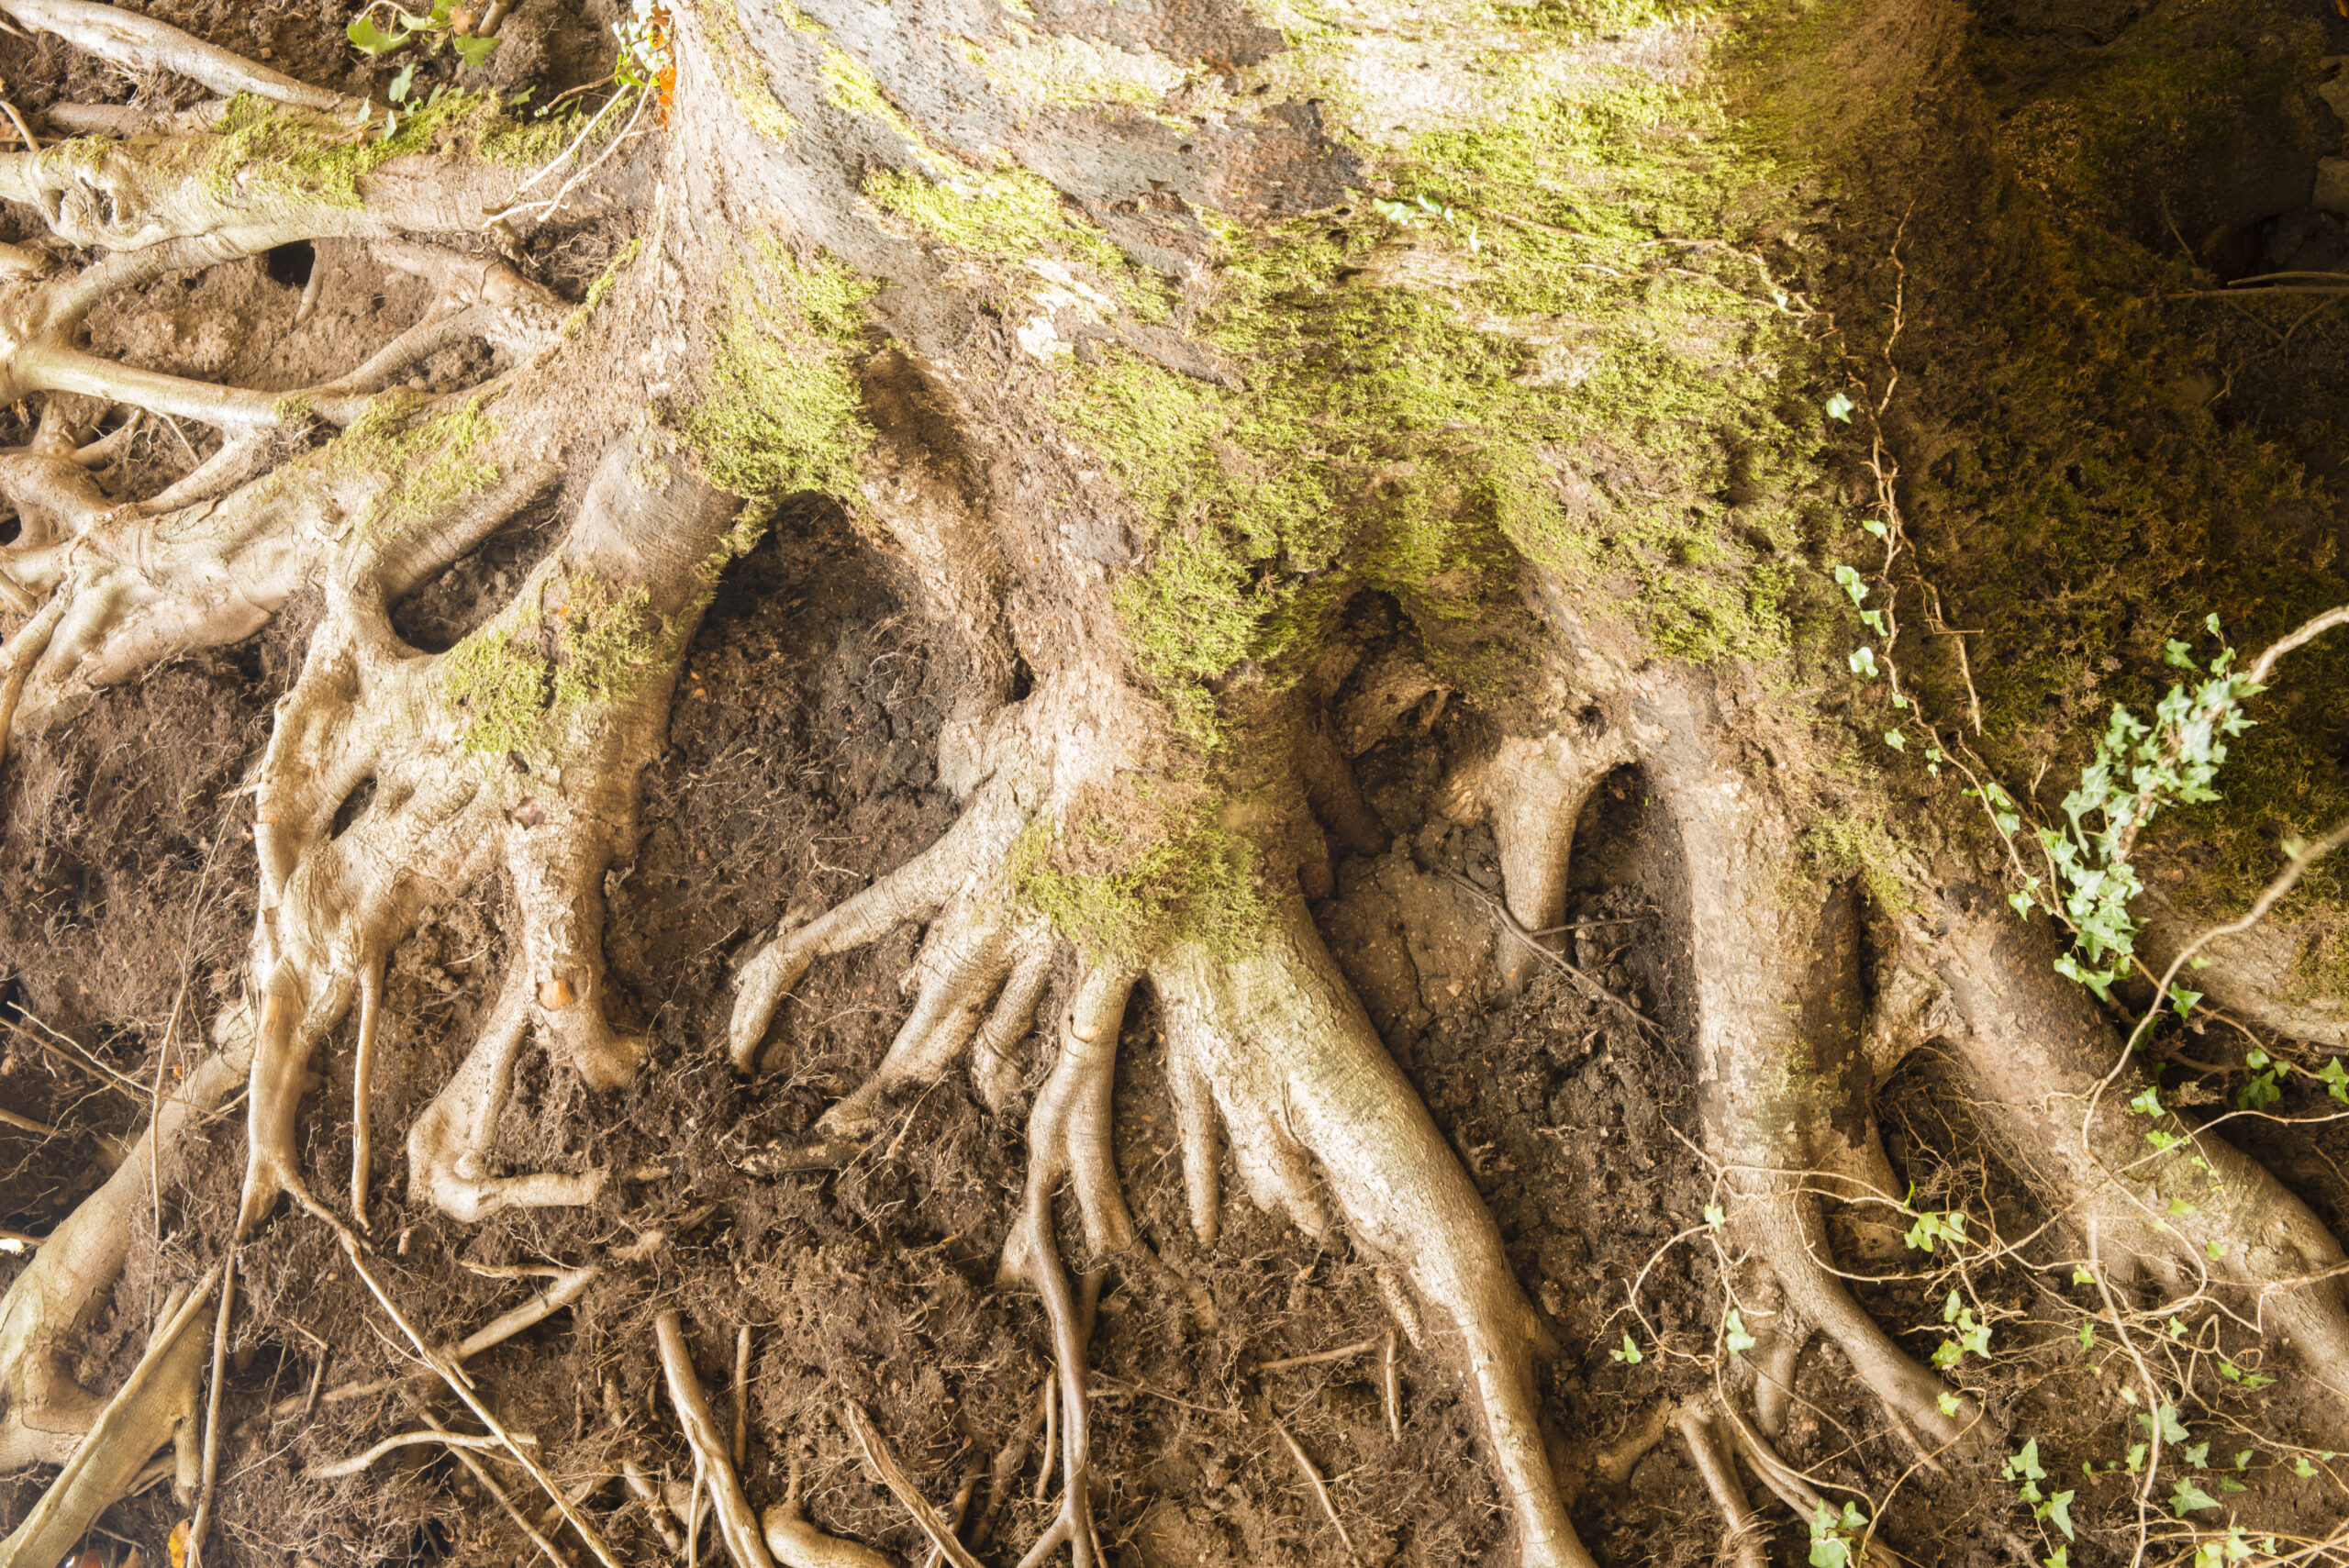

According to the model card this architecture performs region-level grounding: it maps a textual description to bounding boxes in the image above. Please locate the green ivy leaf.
[1824,392,1855,422]
[1609,1332,1642,1364]
[1723,1310,1756,1355]
[347,15,414,53]
[2042,1490,2075,1541]
[2319,1059,2349,1104]
[2169,1478,2221,1515]
[452,32,500,66]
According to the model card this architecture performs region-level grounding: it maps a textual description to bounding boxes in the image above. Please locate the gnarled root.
[241,434,737,1236]
[1642,684,1978,1455]
[1152,896,1591,1568]
[729,698,1594,1567]
[1440,719,1633,985]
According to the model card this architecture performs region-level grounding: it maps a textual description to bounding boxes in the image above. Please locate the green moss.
[1041,27,1820,737]
[1802,812,1916,915]
[346,391,499,533]
[441,573,664,757]
[443,630,550,758]
[820,46,922,143]
[262,388,499,534]
[1012,817,1269,964]
[682,238,872,498]
[694,0,799,141]
[195,91,590,206]
[866,165,1127,273]
[551,576,661,709]
[566,234,644,337]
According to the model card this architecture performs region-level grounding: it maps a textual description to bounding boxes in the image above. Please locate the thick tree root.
[729,691,1593,1568]
[239,435,736,1238]
[1931,892,2349,1429]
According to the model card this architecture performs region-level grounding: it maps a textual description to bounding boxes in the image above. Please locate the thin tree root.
[656,1310,774,1568]
[0,0,359,111]
[844,1403,986,1568]
[1675,1406,1765,1568]
[306,1429,515,1481]
[419,1408,575,1568]
[1270,1415,1362,1567]
[343,1240,624,1568]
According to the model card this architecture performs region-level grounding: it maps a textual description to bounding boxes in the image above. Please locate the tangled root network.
[3,0,2349,1565]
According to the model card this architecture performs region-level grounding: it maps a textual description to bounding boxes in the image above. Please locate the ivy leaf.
[2169,1478,2221,1515]
[452,32,501,66]
[386,61,417,101]
[1703,1202,1726,1229]
[2319,1058,2349,1104]
[2043,1490,2075,1540]
[1609,1332,1642,1364]
[1824,392,1855,422]
[1884,728,1906,751]
[1849,646,1878,678]
[2168,983,2201,1018]
[1862,517,1889,539]
[348,15,414,53]
[1723,1310,1756,1355]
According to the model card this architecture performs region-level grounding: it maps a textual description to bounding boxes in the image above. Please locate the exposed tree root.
[1931,889,2349,1430]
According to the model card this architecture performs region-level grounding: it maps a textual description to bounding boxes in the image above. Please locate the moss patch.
[186,91,604,207]
[866,165,1128,273]
[442,572,666,757]
[1012,813,1269,965]
[682,236,872,499]
[1045,15,1822,739]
